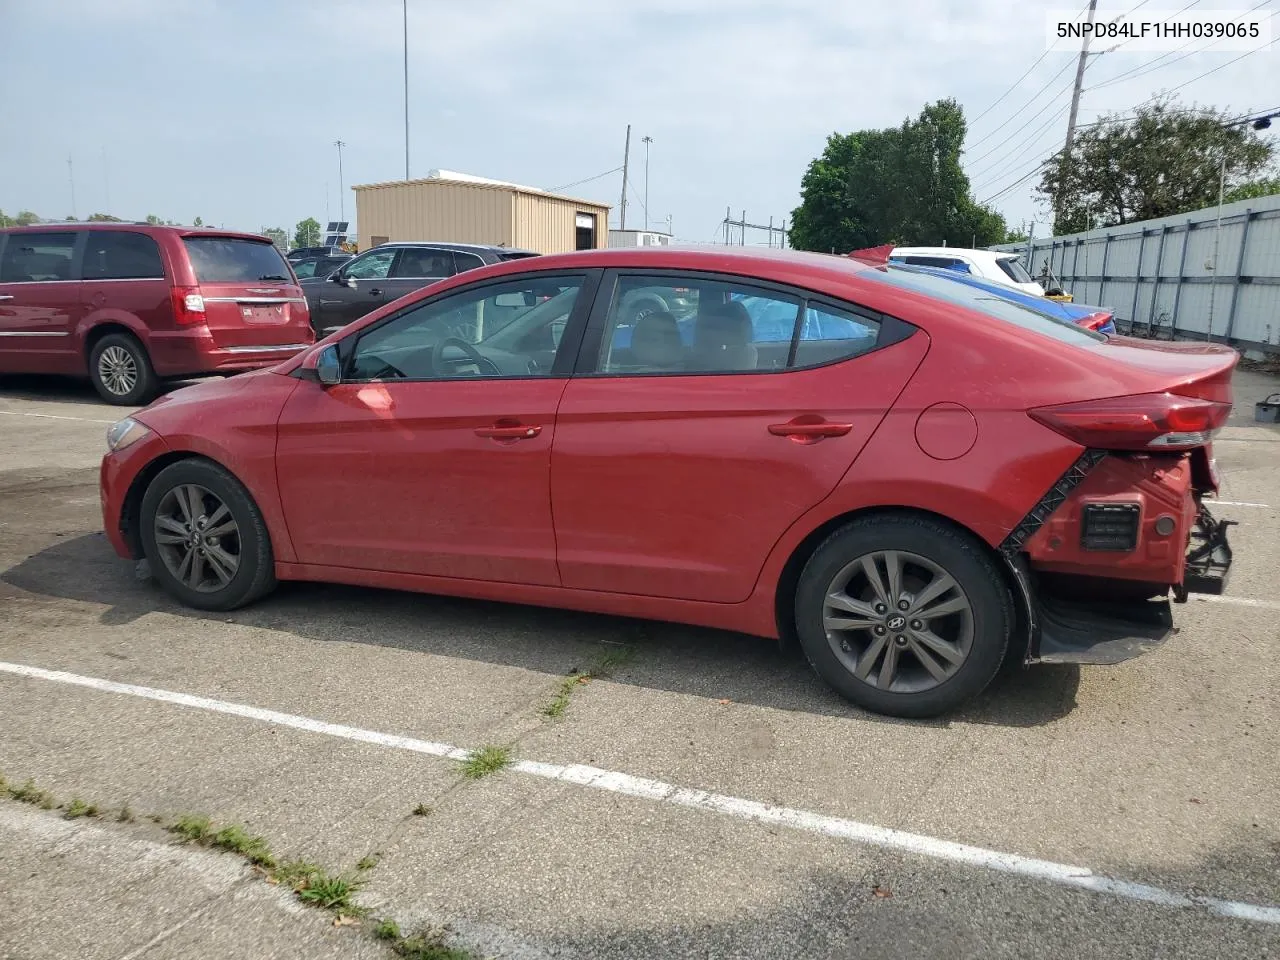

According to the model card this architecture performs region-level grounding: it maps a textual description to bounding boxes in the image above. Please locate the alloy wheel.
[97,345,138,397]
[822,550,974,694]
[152,484,241,593]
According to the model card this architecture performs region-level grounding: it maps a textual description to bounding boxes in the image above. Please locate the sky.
[1,0,1276,245]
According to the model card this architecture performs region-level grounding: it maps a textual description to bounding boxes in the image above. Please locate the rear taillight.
[171,285,206,326]
[1079,311,1112,331]
[1029,392,1231,451]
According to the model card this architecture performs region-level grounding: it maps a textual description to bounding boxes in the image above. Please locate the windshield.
[996,256,1034,284]
[865,264,1106,344]
[183,237,293,283]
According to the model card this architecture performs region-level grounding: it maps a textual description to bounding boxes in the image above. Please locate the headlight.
[106,418,151,452]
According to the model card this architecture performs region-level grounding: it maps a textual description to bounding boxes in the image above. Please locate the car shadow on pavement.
[0,375,201,406]
[2,533,1081,729]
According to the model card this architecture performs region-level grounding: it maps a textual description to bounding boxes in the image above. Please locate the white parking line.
[0,410,115,424]
[1,660,1278,925]
[1195,595,1280,611]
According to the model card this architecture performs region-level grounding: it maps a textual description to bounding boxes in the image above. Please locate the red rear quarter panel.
[128,370,300,562]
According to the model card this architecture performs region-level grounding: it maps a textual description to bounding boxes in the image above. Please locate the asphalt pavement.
[1,368,1278,959]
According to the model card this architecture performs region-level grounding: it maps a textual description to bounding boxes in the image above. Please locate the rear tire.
[794,514,1012,718]
[89,333,158,406]
[139,459,277,611]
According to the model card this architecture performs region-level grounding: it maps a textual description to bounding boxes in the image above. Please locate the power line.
[966,74,1077,167]
[980,159,1050,206]
[966,58,1077,151]
[1164,42,1271,95]
[967,0,1090,129]
[546,166,623,194]
[969,105,1070,190]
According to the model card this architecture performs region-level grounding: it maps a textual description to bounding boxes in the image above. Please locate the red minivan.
[0,224,314,404]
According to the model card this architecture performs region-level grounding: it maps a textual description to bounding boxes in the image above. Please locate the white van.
[889,247,1045,297]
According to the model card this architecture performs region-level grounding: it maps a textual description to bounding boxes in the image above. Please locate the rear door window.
[391,248,455,279]
[0,232,77,282]
[182,237,293,283]
[866,265,1105,344]
[452,251,487,273]
[82,231,165,280]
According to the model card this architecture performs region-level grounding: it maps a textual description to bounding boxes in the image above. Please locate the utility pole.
[1063,0,1097,158]
[334,140,346,223]
[67,157,76,220]
[1058,0,1097,226]
[641,135,653,231]
[403,0,410,180]
[619,124,631,231]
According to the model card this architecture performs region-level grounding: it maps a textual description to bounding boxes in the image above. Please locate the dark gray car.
[301,242,537,336]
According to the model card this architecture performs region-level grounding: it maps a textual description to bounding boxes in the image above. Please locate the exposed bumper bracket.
[1178,504,1235,600]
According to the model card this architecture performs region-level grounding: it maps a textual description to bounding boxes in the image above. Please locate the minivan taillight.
[1029,392,1231,451]
[1079,311,1112,332]
[171,285,207,326]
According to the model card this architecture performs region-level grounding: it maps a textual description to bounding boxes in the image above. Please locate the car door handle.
[475,423,542,440]
[768,418,854,442]
[369,287,383,296]
[0,295,13,302]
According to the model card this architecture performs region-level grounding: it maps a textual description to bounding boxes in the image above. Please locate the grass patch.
[374,919,402,941]
[168,814,213,843]
[458,744,512,780]
[412,803,432,817]
[538,646,636,719]
[212,824,276,868]
[295,871,361,911]
[117,805,135,823]
[356,854,380,872]
[9,779,55,810]
[274,859,323,889]
[392,929,476,960]
[63,798,98,819]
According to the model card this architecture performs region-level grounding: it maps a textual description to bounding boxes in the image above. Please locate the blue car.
[895,260,1117,334]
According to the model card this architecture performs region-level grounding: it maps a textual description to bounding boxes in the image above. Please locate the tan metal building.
[352,170,611,255]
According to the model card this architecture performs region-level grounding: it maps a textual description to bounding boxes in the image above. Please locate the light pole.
[334,140,346,224]
[403,0,410,180]
[641,135,653,231]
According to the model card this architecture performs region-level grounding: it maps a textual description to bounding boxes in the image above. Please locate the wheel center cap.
[887,615,906,631]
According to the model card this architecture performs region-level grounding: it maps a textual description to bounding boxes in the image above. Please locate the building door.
[575,213,596,251]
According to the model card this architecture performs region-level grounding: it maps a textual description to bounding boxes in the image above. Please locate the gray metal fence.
[993,194,1280,355]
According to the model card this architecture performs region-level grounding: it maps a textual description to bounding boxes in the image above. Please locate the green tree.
[145,214,163,225]
[87,213,123,222]
[0,210,13,227]
[15,210,40,226]
[790,99,1006,253]
[193,216,204,227]
[1224,176,1280,204]
[1004,228,1030,244]
[261,226,288,250]
[293,217,322,248]
[1038,95,1276,234]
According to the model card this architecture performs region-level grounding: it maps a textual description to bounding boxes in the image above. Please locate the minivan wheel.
[794,514,1012,718]
[139,459,277,611]
[89,333,158,405]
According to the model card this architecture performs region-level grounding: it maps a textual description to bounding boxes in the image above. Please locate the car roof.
[0,222,270,242]
[371,241,537,255]
[890,246,1020,264]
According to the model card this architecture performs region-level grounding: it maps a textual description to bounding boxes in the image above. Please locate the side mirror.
[315,345,341,386]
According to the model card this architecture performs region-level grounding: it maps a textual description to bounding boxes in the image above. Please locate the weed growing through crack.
[538,646,636,719]
[117,805,135,823]
[459,744,513,780]
[412,803,432,817]
[295,871,361,911]
[63,798,98,819]
[8,779,56,810]
[212,824,276,868]
[168,814,214,843]
[392,929,476,960]
[356,854,380,872]
[374,919,402,940]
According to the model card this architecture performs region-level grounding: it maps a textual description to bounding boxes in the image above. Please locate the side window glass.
[392,249,455,278]
[344,249,396,280]
[82,232,165,280]
[292,260,319,279]
[598,276,799,375]
[452,251,486,273]
[0,232,77,282]
[347,276,584,382]
[792,303,879,369]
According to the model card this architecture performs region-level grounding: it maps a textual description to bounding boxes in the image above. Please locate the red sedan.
[100,247,1238,717]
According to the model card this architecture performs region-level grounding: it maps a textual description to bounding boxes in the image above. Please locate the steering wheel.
[431,337,501,377]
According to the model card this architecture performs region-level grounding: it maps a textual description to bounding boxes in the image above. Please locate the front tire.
[89,333,158,406]
[794,514,1012,718]
[139,459,277,611]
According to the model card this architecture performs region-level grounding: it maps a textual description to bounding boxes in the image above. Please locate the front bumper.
[100,430,171,559]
